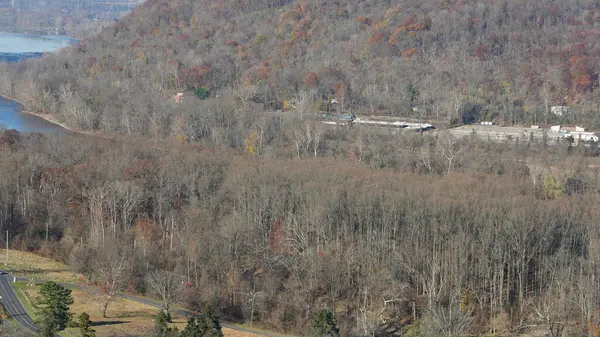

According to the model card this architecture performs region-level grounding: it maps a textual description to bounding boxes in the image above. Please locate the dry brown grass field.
[0,249,84,284]
[2,249,267,336]
[21,284,264,337]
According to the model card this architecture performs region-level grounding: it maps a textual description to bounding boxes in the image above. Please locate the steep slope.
[2,0,600,139]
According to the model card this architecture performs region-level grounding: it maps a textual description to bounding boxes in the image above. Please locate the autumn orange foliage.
[304,72,318,87]
[402,48,418,58]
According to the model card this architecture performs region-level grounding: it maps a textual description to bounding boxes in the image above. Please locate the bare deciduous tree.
[437,132,464,174]
[290,90,313,121]
[146,271,181,318]
[94,243,132,318]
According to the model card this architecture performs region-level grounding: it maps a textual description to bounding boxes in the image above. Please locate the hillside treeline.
[0,128,599,336]
[3,0,600,140]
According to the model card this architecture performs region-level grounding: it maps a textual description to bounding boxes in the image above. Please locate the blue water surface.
[0,97,64,135]
[0,33,77,62]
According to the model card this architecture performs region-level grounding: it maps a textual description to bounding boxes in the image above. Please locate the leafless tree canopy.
[146,270,181,315]
[0,128,597,336]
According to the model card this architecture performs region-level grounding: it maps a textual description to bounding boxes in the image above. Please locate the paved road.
[0,274,38,333]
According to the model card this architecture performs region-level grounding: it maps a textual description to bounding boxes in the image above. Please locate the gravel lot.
[445,125,578,144]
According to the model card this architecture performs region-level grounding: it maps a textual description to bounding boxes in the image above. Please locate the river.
[0,96,65,135]
[0,33,76,134]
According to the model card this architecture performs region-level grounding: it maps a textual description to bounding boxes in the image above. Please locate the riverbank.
[0,94,120,141]
[0,94,197,153]
[22,110,74,132]
[0,94,74,132]
[0,94,220,157]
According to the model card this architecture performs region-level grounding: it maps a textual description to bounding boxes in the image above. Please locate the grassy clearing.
[0,249,84,284]
[17,284,273,337]
[11,281,70,337]
[14,283,270,337]
[3,250,279,337]
[63,289,265,337]
[15,282,153,337]
[226,324,294,337]
[221,327,265,337]
[11,281,39,319]
[66,287,172,337]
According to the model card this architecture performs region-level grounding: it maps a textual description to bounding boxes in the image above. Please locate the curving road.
[0,274,38,333]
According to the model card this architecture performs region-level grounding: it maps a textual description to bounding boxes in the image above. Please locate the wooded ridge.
[2,0,600,138]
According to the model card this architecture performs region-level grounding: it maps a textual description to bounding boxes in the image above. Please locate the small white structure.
[550,125,561,131]
[531,125,540,129]
[551,106,572,116]
[576,126,586,132]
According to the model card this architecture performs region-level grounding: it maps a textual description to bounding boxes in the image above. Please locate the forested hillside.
[4,0,600,336]
[3,0,600,140]
[0,127,598,336]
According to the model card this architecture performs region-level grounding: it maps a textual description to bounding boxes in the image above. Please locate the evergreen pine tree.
[39,311,60,337]
[310,309,340,337]
[181,304,223,337]
[154,310,176,337]
[180,317,203,337]
[79,312,96,337]
[200,304,223,337]
[38,281,74,335]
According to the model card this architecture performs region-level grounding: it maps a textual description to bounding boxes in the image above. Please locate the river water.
[0,96,65,135]
[0,33,75,134]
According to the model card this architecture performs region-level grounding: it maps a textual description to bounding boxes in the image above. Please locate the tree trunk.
[165,302,171,322]
[103,298,110,318]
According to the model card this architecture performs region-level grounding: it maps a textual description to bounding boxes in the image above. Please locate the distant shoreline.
[0,94,133,144]
[0,33,77,55]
